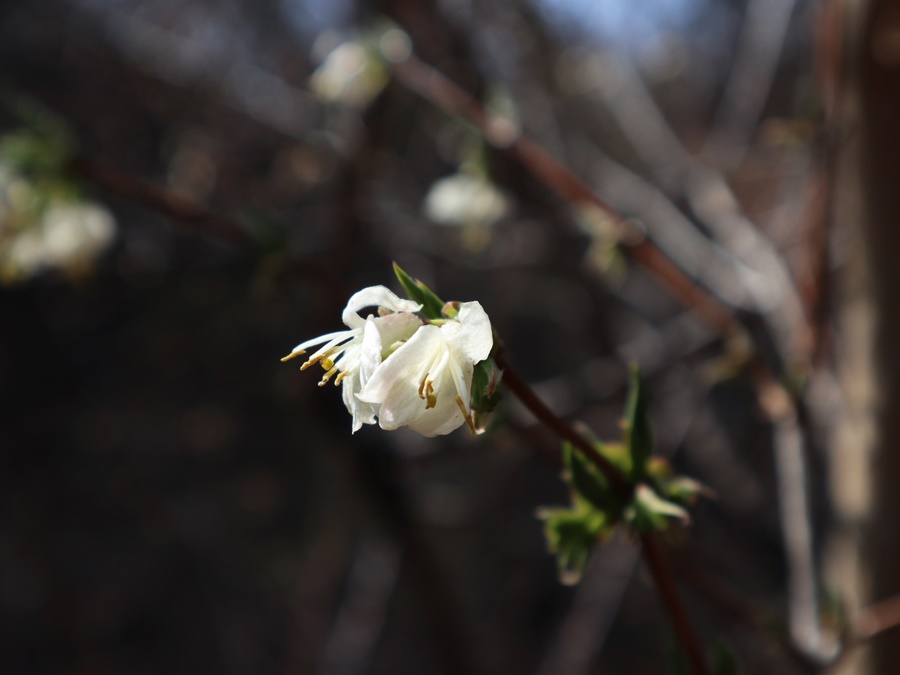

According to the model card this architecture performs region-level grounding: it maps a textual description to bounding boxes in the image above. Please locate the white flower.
[357,301,493,437]
[40,202,115,267]
[309,39,389,108]
[0,195,116,284]
[282,286,422,432]
[424,173,509,228]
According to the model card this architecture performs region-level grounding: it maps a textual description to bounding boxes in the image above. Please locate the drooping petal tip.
[341,285,422,328]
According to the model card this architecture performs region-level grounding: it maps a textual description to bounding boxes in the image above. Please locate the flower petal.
[293,328,355,353]
[343,369,375,432]
[441,301,492,363]
[342,285,422,328]
[372,312,423,351]
[357,324,444,430]
[406,378,466,436]
[359,317,383,389]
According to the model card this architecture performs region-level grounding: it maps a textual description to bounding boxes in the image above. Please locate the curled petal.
[292,329,354,353]
[342,285,422,328]
[441,301,493,364]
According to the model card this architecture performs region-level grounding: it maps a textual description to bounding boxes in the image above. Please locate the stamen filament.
[456,395,477,434]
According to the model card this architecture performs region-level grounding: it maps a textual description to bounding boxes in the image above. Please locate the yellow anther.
[418,374,429,398]
[424,381,436,408]
[321,358,335,371]
[318,365,339,387]
[280,350,305,363]
[335,371,350,385]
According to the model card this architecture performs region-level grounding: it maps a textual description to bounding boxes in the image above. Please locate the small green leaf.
[625,364,653,480]
[662,476,711,506]
[572,423,633,475]
[392,262,445,319]
[564,442,617,514]
[626,484,689,533]
[538,504,609,584]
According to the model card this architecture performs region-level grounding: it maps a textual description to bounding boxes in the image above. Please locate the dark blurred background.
[1,0,890,673]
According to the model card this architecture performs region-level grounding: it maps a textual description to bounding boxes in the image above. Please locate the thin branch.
[825,593,900,671]
[591,54,812,367]
[703,0,797,170]
[495,351,630,498]
[72,155,350,303]
[673,553,818,670]
[585,141,763,312]
[757,372,839,663]
[852,593,900,643]
[74,156,253,246]
[641,534,711,675]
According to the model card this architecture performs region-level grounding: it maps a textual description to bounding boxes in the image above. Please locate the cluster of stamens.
[281,341,352,388]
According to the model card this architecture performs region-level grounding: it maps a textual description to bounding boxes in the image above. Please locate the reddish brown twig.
[72,154,350,304]
[853,593,900,643]
[641,534,711,675]
[495,351,629,497]
[73,156,253,247]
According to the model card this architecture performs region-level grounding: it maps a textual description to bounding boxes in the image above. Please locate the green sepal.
[624,364,653,481]
[538,500,611,585]
[625,484,689,534]
[471,357,502,414]
[392,262,445,319]
[441,301,459,319]
[661,476,710,507]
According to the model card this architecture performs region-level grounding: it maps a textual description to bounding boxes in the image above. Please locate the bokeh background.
[1,0,894,673]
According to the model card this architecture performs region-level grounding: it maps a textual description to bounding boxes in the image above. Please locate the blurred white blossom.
[309,37,389,108]
[424,172,509,228]
[0,161,116,284]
